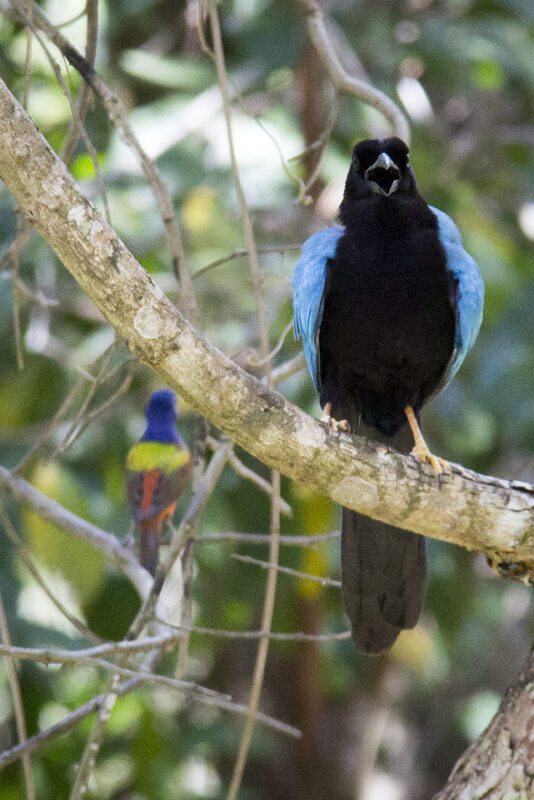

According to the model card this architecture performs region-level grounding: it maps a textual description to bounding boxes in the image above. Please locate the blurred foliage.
[0,0,534,799]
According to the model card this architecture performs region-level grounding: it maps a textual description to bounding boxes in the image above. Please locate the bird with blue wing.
[292,137,484,654]
[125,389,192,576]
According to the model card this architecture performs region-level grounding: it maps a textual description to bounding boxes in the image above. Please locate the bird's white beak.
[365,152,401,196]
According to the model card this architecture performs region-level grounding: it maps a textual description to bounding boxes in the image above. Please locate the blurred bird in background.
[292,137,484,654]
[125,389,192,576]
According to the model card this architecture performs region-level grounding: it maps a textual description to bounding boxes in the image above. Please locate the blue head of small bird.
[140,389,181,444]
[340,137,417,220]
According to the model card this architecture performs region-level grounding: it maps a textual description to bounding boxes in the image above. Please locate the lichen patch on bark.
[133,304,167,340]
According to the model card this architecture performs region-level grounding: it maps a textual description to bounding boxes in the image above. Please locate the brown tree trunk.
[433,646,534,799]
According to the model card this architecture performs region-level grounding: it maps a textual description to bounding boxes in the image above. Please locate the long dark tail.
[341,421,426,654]
[139,520,162,577]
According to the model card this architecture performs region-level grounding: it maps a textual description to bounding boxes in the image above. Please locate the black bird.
[292,137,484,653]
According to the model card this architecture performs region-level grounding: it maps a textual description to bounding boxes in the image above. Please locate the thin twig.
[192,244,300,280]
[247,319,294,368]
[205,0,272,381]
[0,218,32,272]
[55,356,135,457]
[196,530,340,546]
[0,498,102,644]
[23,17,110,222]
[0,675,300,774]
[167,623,351,642]
[10,0,199,325]
[60,0,98,165]
[270,351,307,385]
[68,671,119,800]
[0,594,35,800]
[0,633,185,664]
[0,640,300,774]
[11,212,25,369]
[53,339,117,456]
[297,0,410,143]
[231,553,341,587]
[0,466,151,597]
[225,449,292,517]
[175,411,211,678]
[296,94,340,204]
[226,471,281,800]
[203,10,283,795]
[12,276,59,309]
[15,368,92,473]
[173,438,234,676]
[23,19,32,109]
[1,644,226,698]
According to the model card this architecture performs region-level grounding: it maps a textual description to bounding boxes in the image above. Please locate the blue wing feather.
[292,211,483,396]
[292,226,344,390]
[429,206,484,389]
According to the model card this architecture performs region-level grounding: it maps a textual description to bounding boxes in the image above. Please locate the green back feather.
[126,441,190,473]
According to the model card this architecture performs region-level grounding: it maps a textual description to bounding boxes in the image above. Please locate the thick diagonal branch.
[0,79,533,561]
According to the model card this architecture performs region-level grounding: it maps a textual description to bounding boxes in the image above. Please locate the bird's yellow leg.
[404,405,451,476]
[320,401,349,433]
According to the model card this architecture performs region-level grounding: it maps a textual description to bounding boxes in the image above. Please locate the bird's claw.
[410,442,451,477]
[320,402,349,434]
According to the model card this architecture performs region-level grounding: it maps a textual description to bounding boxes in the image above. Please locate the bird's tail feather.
[139,520,161,577]
[341,419,426,654]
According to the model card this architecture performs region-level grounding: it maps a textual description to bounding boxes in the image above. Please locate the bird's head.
[145,389,178,423]
[141,389,182,444]
[341,138,416,216]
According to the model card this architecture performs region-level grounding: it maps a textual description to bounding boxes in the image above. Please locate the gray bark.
[432,647,534,799]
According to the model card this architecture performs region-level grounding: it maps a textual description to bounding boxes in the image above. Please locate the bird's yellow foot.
[410,440,451,476]
[320,402,349,434]
[404,404,451,477]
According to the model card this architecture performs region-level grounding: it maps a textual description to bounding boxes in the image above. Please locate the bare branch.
[68,670,120,800]
[0,466,151,597]
[60,0,98,165]
[433,646,534,798]
[223,447,293,517]
[196,530,339,546]
[0,595,35,800]
[0,667,300,774]
[0,632,185,664]
[10,0,199,324]
[192,244,300,281]
[0,80,532,565]
[0,499,102,644]
[176,623,351,642]
[226,470,282,800]
[205,0,272,379]
[10,212,26,370]
[297,0,411,143]
[231,553,341,588]
[270,351,307,385]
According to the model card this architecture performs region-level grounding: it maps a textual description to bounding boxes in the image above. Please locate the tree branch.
[0,466,151,597]
[433,646,534,798]
[0,671,299,773]
[9,0,199,324]
[0,79,533,564]
[0,595,35,800]
[297,0,411,143]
